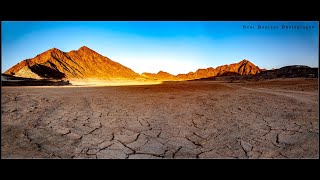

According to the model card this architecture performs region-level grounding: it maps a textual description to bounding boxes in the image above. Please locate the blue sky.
[2,21,318,75]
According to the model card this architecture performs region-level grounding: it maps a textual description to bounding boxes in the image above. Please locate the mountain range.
[4,46,262,81]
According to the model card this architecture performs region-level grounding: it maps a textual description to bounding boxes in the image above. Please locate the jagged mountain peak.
[78,46,92,51]
[37,47,63,56]
[240,59,249,63]
[49,47,61,51]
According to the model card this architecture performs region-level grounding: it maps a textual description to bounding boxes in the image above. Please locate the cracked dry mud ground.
[1,78,318,159]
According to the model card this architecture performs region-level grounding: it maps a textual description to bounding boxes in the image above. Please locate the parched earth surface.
[1,78,318,158]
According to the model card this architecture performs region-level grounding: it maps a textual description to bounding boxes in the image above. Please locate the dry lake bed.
[1,78,318,158]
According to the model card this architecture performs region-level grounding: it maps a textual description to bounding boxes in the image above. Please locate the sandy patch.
[68,79,165,87]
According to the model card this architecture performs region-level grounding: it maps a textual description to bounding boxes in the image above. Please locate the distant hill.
[176,59,261,80]
[141,71,178,80]
[258,65,318,78]
[141,60,261,80]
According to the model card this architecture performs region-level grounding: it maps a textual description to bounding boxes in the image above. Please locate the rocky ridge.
[5,46,263,81]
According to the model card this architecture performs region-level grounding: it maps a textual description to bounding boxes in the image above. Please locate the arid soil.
[1,78,318,158]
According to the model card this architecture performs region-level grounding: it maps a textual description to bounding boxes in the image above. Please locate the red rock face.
[4,46,140,79]
[177,59,261,80]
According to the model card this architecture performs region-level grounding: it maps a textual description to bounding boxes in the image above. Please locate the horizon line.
[2,45,318,75]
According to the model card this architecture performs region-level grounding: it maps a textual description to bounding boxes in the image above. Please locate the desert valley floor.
[1,78,319,158]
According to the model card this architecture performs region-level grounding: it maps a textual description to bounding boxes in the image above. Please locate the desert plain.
[1,78,318,158]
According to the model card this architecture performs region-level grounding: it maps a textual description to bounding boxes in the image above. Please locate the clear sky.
[1,21,318,75]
